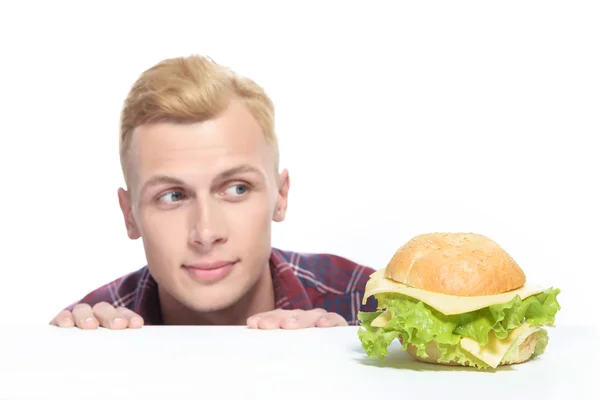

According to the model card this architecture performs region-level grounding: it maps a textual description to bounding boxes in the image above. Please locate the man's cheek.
[142,213,184,237]
[239,206,272,237]
[141,221,185,262]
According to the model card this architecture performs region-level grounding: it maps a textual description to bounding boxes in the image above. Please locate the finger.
[257,316,281,329]
[315,312,348,328]
[284,308,328,329]
[92,302,127,329]
[50,310,75,328]
[246,315,261,329]
[280,312,301,329]
[247,310,278,329]
[115,307,144,329]
[71,304,100,329]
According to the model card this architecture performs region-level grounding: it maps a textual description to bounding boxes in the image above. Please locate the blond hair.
[119,55,277,182]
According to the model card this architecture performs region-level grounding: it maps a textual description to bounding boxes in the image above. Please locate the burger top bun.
[384,232,526,296]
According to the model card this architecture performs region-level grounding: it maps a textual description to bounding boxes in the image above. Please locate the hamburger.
[357,232,561,369]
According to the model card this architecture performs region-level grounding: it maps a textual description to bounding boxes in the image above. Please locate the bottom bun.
[404,332,539,368]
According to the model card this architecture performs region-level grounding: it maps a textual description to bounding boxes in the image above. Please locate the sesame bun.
[384,232,526,296]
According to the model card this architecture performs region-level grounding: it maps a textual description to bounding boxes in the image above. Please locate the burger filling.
[358,287,560,369]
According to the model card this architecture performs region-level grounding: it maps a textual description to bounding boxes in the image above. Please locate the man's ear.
[118,188,141,239]
[273,169,290,223]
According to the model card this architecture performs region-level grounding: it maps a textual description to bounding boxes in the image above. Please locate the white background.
[0,0,598,328]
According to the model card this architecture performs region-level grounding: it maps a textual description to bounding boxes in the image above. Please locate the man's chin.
[184,294,246,316]
[179,283,247,313]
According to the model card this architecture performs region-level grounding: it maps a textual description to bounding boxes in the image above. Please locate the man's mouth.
[182,259,239,282]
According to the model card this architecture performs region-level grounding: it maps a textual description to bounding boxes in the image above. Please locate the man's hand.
[49,302,144,329]
[246,308,348,329]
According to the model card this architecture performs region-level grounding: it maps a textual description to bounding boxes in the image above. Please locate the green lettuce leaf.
[357,287,560,368]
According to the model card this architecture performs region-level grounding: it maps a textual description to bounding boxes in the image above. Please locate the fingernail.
[286,317,297,323]
[83,317,95,323]
[112,317,124,324]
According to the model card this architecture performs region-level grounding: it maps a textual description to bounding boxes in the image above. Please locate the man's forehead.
[125,119,277,187]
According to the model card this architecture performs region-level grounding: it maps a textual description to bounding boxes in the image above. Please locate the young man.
[50,55,377,330]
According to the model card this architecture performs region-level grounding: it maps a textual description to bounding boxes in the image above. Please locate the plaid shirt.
[65,247,378,325]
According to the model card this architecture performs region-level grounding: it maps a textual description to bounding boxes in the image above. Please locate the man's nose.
[188,199,227,247]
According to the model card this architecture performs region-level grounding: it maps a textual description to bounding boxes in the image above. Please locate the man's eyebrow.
[140,165,265,194]
[216,164,264,181]
[141,175,186,194]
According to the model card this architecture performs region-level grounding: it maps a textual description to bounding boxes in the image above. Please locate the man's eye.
[159,191,185,203]
[224,184,249,196]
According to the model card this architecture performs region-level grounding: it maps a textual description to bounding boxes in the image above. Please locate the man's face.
[118,99,289,313]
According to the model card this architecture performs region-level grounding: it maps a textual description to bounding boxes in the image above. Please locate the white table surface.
[0,324,596,399]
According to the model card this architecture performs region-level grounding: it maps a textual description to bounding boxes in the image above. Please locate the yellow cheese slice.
[371,310,391,328]
[363,269,544,315]
[459,323,537,368]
